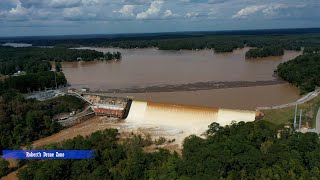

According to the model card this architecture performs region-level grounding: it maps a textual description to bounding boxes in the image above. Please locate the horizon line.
[1,27,320,39]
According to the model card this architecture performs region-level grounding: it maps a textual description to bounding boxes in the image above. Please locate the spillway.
[125,101,256,142]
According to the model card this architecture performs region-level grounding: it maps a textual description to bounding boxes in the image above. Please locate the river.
[62,47,301,110]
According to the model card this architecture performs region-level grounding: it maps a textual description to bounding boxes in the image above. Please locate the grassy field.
[262,95,320,128]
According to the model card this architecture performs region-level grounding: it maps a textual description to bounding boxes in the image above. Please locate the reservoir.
[62,47,301,109]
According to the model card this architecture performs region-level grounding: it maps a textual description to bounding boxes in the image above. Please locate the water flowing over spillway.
[125,101,257,142]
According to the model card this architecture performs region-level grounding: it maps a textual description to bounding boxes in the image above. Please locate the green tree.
[0,158,9,177]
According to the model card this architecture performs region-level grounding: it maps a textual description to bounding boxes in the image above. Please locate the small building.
[12,71,26,77]
[81,87,90,92]
[91,104,125,118]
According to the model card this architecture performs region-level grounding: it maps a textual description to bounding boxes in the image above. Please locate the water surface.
[63,47,300,90]
[62,47,301,109]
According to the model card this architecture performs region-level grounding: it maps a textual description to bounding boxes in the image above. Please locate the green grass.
[262,95,320,128]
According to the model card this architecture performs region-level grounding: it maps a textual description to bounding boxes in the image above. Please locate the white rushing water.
[125,101,256,143]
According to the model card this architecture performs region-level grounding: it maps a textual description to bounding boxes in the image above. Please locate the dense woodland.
[0,71,66,93]
[15,121,320,179]
[277,53,320,93]
[246,46,284,59]
[3,32,320,53]
[0,46,121,75]
[0,93,85,151]
[0,94,86,177]
[0,45,95,177]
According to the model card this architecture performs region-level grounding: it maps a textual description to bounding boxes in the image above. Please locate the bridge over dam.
[68,90,261,140]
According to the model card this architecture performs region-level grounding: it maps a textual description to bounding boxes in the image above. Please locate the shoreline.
[92,80,287,94]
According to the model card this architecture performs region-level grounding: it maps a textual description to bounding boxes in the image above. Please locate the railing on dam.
[68,91,93,105]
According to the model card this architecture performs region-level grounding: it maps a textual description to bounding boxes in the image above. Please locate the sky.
[0,0,319,37]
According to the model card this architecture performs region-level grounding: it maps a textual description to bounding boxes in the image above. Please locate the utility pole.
[299,109,302,130]
[294,104,298,129]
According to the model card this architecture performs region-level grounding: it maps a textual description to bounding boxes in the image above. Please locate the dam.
[69,91,259,142]
[124,101,257,141]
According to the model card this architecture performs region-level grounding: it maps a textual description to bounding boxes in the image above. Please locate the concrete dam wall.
[125,101,257,142]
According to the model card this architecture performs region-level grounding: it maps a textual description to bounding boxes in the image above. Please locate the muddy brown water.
[62,47,301,109]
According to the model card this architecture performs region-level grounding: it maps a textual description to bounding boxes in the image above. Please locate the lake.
[62,47,301,109]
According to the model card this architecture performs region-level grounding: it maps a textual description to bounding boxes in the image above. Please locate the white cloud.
[9,3,26,15]
[232,5,266,18]
[262,4,287,16]
[136,0,163,19]
[115,5,135,16]
[5,2,29,20]
[164,10,173,17]
[232,4,289,19]
[163,9,178,18]
[185,12,199,18]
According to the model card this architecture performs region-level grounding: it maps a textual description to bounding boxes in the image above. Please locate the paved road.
[316,108,320,132]
[258,89,320,110]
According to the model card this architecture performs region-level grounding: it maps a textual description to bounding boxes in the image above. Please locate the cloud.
[4,2,29,21]
[164,10,173,17]
[136,0,163,19]
[262,4,287,16]
[1,0,320,36]
[115,5,135,16]
[232,4,289,19]
[185,12,199,18]
[163,9,179,18]
[232,5,266,18]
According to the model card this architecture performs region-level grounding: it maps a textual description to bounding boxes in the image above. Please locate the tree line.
[0,46,121,75]
[15,121,320,179]
[4,33,320,54]
[246,46,285,59]
[0,71,66,93]
[277,53,320,93]
[104,52,122,60]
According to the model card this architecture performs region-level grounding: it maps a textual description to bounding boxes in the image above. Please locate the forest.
[2,31,320,54]
[277,53,320,93]
[14,121,320,179]
[0,71,66,93]
[246,46,284,59]
[0,46,120,75]
[0,92,85,151]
